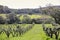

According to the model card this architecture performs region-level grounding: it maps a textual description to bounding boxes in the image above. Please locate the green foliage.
[0,24,57,40]
[22,15,32,24]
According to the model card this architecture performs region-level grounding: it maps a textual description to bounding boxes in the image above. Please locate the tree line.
[0,5,60,24]
[0,14,54,24]
[0,5,41,14]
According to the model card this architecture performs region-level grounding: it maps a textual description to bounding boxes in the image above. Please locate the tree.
[0,16,5,24]
[3,6,11,13]
[51,9,60,24]
[0,5,4,13]
[46,4,60,24]
[22,15,32,24]
[6,13,20,24]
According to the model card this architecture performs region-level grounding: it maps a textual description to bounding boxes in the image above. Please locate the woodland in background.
[0,5,60,24]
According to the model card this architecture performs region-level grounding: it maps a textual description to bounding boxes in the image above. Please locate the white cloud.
[0,0,60,9]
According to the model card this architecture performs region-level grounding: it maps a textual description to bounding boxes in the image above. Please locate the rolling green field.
[0,14,53,19]
[0,24,59,40]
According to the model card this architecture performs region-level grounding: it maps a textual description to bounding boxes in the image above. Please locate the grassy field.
[0,24,58,40]
[0,14,57,40]
[0,14,53,19]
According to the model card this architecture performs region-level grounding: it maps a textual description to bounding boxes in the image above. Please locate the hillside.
[0,5,60,14]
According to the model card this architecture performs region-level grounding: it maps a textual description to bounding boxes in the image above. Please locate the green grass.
[0,24,57,40]
[20,14,52,19]
[0,14,56,40]
[0,14,53,22]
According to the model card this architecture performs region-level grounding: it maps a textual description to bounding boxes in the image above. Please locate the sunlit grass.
[0,24,56,40]
[0,14,55,40]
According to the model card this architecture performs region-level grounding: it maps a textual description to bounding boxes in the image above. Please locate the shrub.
[22,15,32,24]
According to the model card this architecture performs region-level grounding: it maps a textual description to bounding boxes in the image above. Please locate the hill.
[0,5,60,14]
